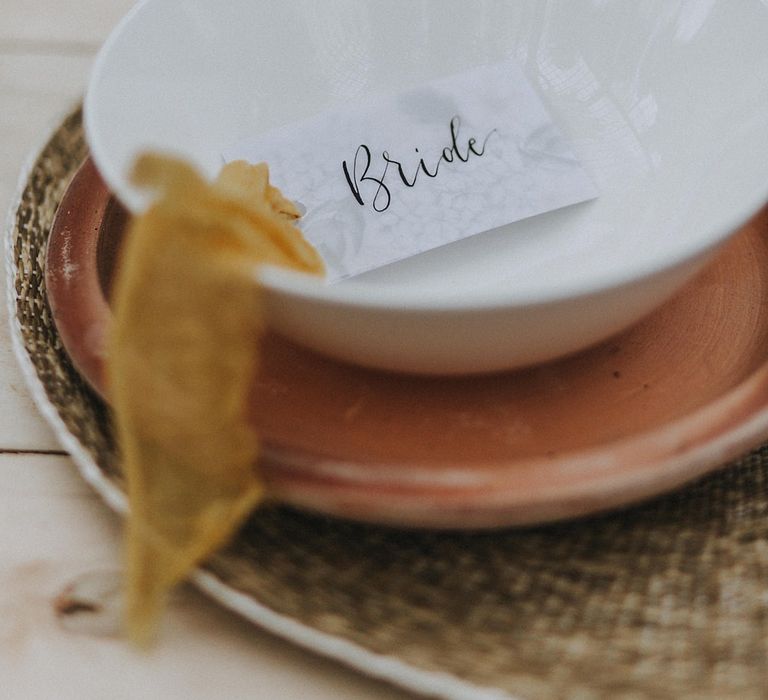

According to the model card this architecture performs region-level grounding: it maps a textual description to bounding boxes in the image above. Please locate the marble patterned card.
[223,58,597,281]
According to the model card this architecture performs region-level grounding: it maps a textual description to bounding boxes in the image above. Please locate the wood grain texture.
[0,0,136,46]
[0,454,406,700]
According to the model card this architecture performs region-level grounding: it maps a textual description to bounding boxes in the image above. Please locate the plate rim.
[41,153,768,528]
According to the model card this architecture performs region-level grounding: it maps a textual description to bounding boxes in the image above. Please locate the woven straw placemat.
[7,107,768,700]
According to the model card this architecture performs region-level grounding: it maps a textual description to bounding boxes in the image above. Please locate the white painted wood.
[0,0,136,46]
[0,454,408,700]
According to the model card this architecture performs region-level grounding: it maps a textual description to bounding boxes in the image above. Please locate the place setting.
[7,1,768,697]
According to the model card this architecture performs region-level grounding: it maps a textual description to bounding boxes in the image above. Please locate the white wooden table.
[0,3,409,698]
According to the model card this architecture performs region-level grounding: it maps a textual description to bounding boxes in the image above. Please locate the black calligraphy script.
[342,116,498,213]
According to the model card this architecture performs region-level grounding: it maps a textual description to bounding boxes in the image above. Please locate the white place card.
[223,58,597,281]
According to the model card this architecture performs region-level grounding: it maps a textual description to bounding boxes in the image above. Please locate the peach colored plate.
[46,158,768,528]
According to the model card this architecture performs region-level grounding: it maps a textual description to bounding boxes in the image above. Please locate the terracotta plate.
[45,158,768,528]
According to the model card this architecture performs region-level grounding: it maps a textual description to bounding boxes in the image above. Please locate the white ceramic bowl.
[85,0,768,374]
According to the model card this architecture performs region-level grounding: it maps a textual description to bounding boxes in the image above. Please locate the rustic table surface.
[0,3,409,698]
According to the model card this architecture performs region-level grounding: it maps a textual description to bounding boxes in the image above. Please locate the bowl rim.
[84,0,768,313]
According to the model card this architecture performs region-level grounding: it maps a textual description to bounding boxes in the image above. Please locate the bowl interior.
[86,0,768,304]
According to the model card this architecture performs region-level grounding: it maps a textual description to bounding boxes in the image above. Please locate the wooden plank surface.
[0,0,136,48]
[0,3,412,697]
[0,455,405,700]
